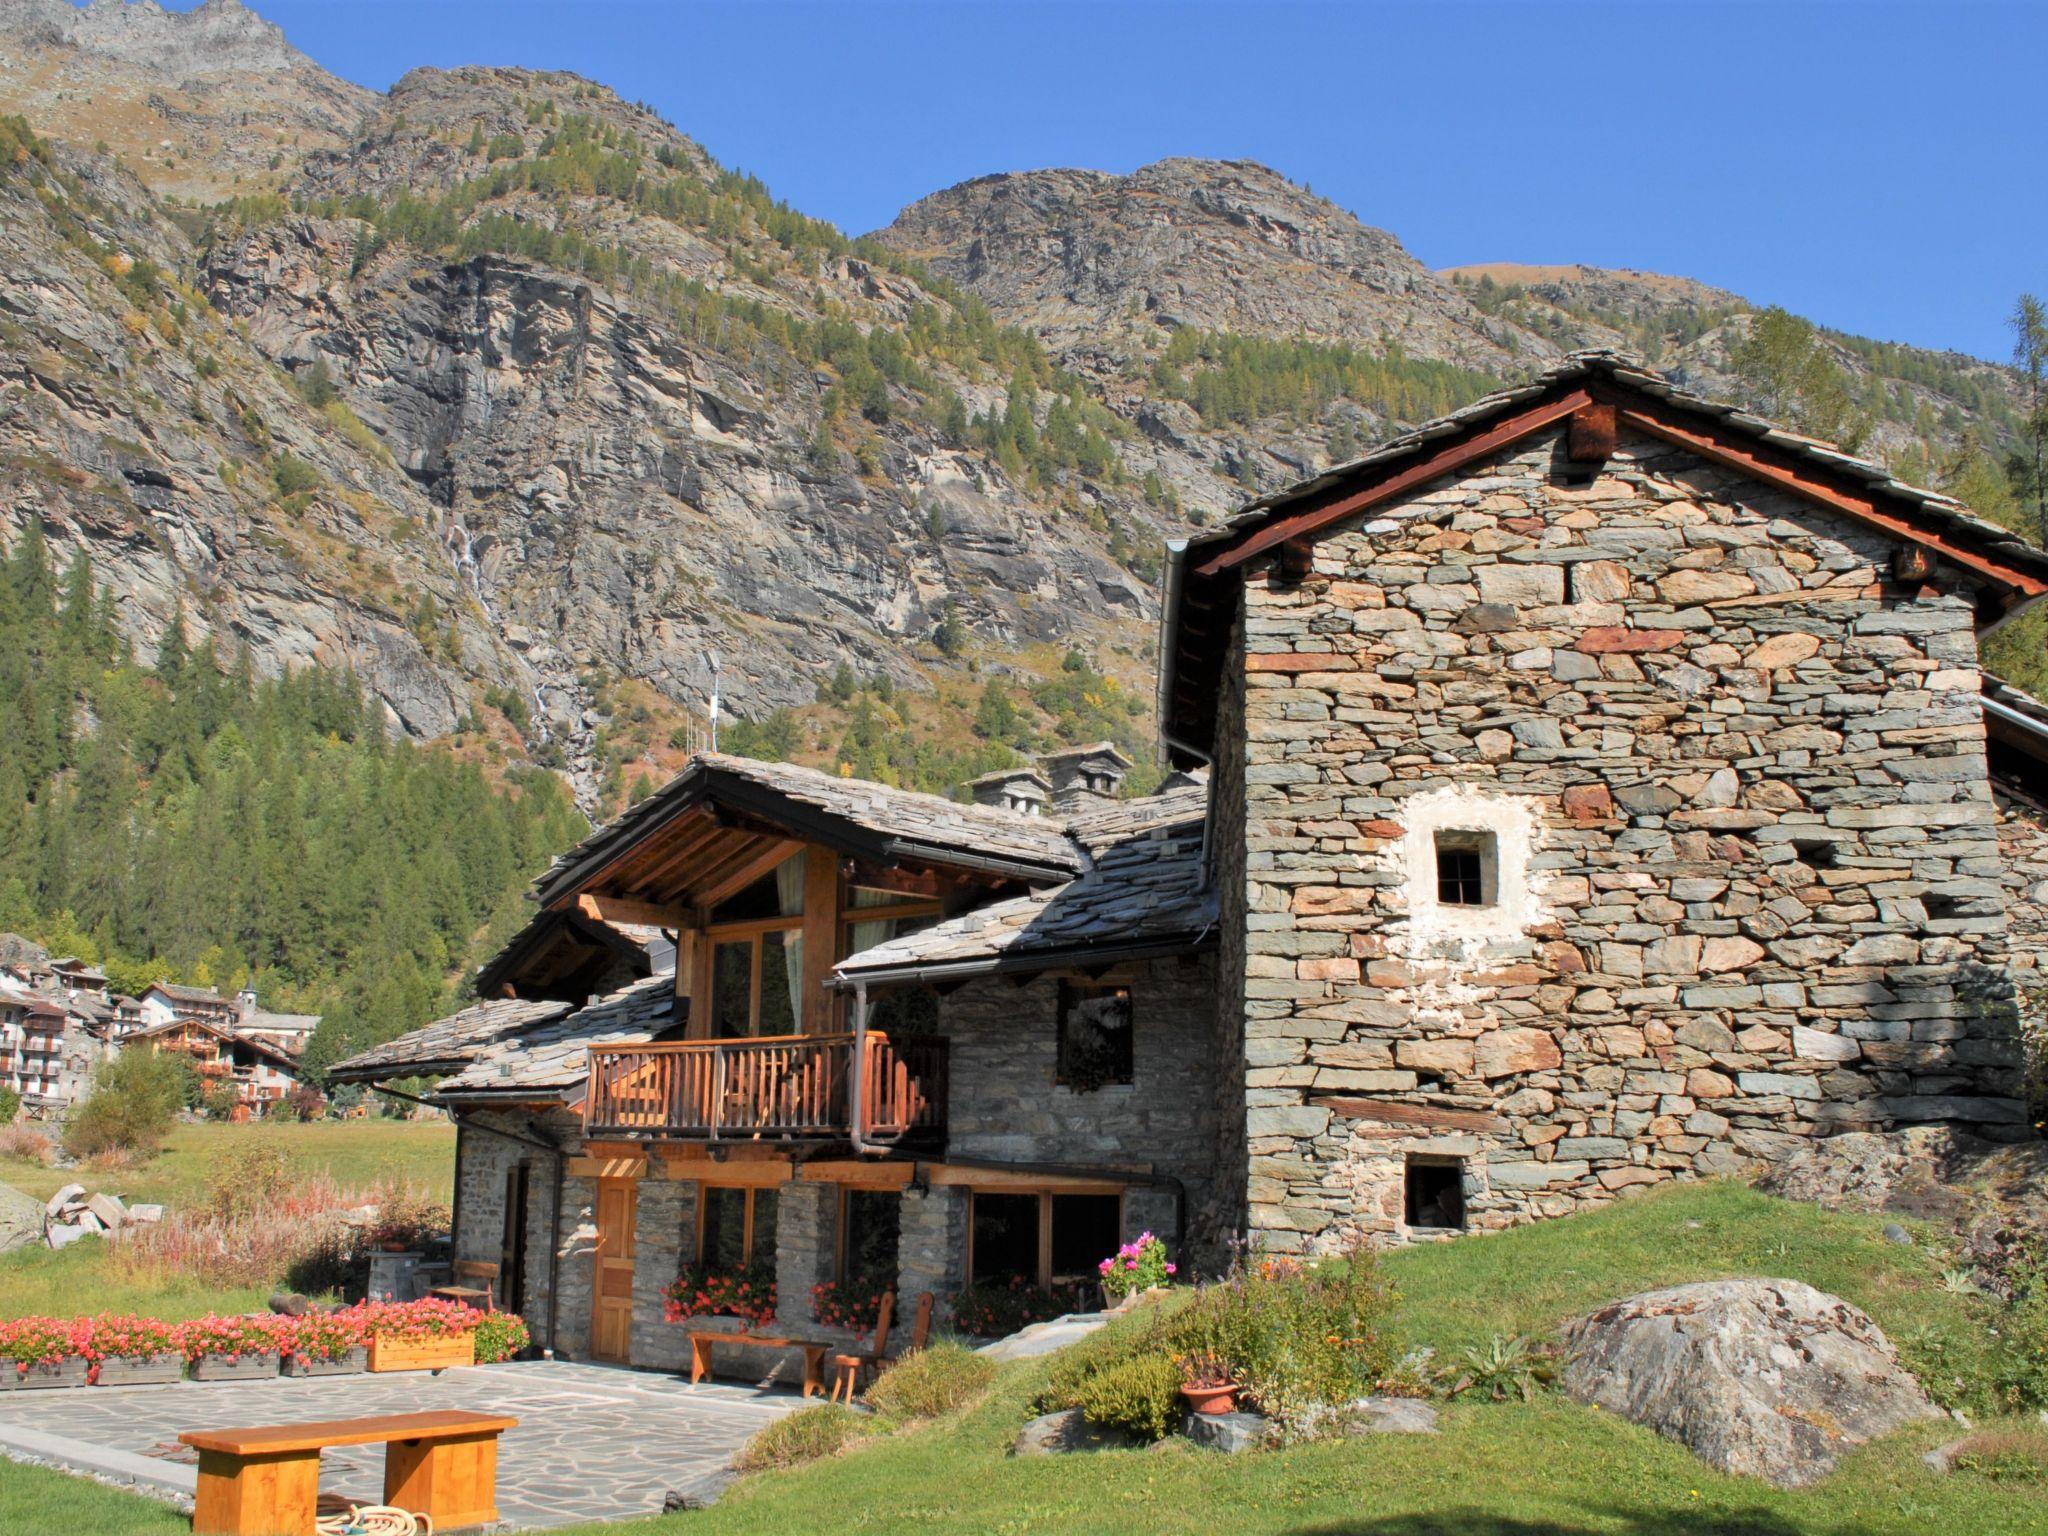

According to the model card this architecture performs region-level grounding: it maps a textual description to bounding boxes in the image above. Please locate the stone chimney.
[237,986,259,1020]
[1035,743,1133,813]
[966,766,1051,817]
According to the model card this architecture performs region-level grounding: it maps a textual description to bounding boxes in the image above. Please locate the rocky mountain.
[0,0,371,200]
[0,3,2032,811]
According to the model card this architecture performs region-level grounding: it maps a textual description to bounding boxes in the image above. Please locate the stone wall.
[451,1109,579,1353]
[1994,777,2048,1101]
[939,954,1224,1263]
[1223,424,2029,1255]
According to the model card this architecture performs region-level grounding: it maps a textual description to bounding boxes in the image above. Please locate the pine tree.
[2010,294,2048,544]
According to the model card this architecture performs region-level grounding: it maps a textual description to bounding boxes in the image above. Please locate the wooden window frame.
[964,1186,1126,1291]
[1055,981,1135,1089]
[696,1182,779,1267]
[703,920,801,1038]
[834,1185,904,1287]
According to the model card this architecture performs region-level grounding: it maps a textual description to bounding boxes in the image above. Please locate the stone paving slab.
[0,1359,801,1529]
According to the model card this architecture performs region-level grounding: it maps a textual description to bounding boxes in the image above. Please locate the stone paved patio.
[0,1359,804,1528]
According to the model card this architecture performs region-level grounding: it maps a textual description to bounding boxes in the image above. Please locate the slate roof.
[145,982,234,1007]
[430,975,678,1100]
[834,781,1216,983]
[534,753,1080,905]
[126,1015,304,1072]
[328,996,573,1081]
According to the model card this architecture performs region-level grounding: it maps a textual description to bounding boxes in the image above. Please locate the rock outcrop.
[1560,1279,1941,1487]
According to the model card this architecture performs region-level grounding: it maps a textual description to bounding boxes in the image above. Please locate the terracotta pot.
[1180,1381,1238,1416]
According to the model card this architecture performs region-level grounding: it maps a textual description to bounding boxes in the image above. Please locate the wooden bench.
[180,1410,518,1535]
[687,1331,829,1398]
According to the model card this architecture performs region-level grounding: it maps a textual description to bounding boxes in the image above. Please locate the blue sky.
[239,1,2042,363]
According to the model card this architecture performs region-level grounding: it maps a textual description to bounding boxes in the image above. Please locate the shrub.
[948,1277,1090,1339]
[0,1124,52,1163]
[1951,1426,2048,1485]
[63,1049,186,1159]
[664,1262,777,1328]
[1074,1351,1183,1441]
[1098,1233,1176,1300]
[735,1404,867,1471]
[1990,1240,2048,1411]
[365,1186,450,1252]
[110,1171,360,1292]
[1438,1334,1565,1403]
[0,1084,18,1122]
[473,1311,531,1364]
[863,1341,995,1421]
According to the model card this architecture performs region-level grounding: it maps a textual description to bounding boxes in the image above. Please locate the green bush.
[62,1050,186,1160]
[735,1404,867,1470]
[1075,1351,1183,1441]
[864,1341,994,1421]
[1990,1242,2048,1412]
[473,1312,531,1364]
[0,1085,18,1124]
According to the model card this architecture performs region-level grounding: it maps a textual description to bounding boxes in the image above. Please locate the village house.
[126,1014,309,1117]
[336,353,2048,1376]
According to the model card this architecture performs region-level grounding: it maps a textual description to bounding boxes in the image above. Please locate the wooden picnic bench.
[180,1409,518,1535]
[687,1330,829,1397]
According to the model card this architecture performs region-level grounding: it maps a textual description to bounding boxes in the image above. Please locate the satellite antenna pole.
[706,651,721,753]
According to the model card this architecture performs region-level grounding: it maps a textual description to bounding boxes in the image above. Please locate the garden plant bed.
[0,1358,89,1390]
[94,1353,185,1387]
[368,1331,475,1373]
[282,1344,367,1377]
[190,1352,279,1382]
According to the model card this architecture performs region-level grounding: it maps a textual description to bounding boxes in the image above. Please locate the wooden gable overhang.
[474,908,663,1003]
[1157,352,2048,766]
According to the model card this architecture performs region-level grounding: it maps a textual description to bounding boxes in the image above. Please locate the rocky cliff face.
[0,0,371,199]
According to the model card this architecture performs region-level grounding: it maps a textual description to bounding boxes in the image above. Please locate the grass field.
[0,1180,2039,1536]
[0,1119,456,1321]
[0,1119,455,1209]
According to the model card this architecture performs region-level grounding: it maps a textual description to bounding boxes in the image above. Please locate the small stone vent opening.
[1792,838,1839,871]
[1404,1157,1466,1231]
[1434,829,1498,908]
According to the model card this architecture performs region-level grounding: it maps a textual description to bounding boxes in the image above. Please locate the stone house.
[128,1015,307,1116]
[338,353,2047,1373]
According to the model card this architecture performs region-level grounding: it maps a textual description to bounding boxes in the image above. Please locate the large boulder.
[1560,1279,1940,1487]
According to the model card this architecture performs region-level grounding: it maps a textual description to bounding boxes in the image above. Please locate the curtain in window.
[774,855,806,1034]
[846,886,896,958]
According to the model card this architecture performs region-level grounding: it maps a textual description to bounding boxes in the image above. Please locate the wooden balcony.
[583,1033,947,1146]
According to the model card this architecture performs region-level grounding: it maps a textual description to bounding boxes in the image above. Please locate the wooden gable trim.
[1605,399,2048,602]
[1192,389,1592,579]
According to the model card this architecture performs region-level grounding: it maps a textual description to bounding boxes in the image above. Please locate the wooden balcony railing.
[583,1033,947,1146]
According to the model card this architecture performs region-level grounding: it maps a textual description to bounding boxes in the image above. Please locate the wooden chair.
[829,1290,933,1404]
[429,1259,498,1312]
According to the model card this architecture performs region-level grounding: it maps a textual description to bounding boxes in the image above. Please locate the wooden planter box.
[0,1358,90,1389]
[95,1354,185,1387]
[368,1332,474,1373]
[282,1346,368,1378]
[190,1353,279,1382]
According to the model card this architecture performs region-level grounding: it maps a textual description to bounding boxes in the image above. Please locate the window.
[842,889,942,1031]
[703,854,806,1038]
[968,1189,1127,1289]
[1056,983,1133,1089]
[839,1188,901,1289]
[699,1183,780,1269]
[1434,830,1496,907]
[1404,1158,1465,1231]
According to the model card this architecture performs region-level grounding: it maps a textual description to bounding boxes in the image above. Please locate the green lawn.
[0,1118,455,1209]
[0,1119,456,1321]
[0,1457,187,1536]
[1,1180,2039,1536]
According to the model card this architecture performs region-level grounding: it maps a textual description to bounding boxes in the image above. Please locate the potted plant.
[1097,1232,1176,1311]
[1176,1349,1240,1416]
[0,1317,88,1389]
[473,1311,531,1365]
[661,1263,778,1330]
[363,1298,478,1373]
[810,1276,890,1338]
[87,1314,184,1386]
[278,1310,369,1378]
[179,1314,280,1381]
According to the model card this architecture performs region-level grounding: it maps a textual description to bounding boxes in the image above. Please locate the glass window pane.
[700,1186,747,1272]
[759,930,798,1035]
[1049,1195,1122,1284]
[712,941,752,1037]
[749,1187,779,1264]
[842,1190,901,1288]
[970,1192,1039,1285]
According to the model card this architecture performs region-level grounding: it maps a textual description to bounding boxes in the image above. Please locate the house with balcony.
[336,353,2048,1375]
[129,1014,308,1116]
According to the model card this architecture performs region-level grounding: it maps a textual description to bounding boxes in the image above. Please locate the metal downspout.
[848,979,871,1155]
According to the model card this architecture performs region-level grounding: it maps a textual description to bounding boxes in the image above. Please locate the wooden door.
[590,1177,637,1363]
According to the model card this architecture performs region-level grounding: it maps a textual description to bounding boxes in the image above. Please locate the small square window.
[1056,982,1133,1090]
[1434,830,1497,907]
[1405,1157,1466,1230]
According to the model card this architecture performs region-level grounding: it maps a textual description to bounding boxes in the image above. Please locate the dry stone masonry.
[1217,426,2028,1254]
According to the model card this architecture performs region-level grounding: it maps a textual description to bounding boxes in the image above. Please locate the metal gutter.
[1984,692,2048,746]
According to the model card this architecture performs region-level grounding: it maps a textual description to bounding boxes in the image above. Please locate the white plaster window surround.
[1396,786,1547,951]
